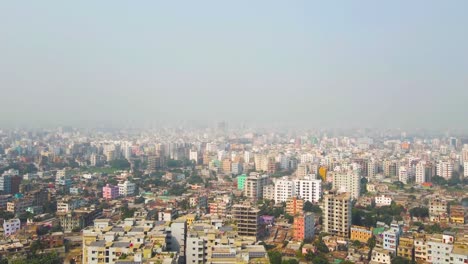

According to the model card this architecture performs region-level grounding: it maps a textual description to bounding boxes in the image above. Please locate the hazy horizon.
[1,1,467,130]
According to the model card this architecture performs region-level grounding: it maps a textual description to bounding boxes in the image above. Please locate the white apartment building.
[436,161,453,180]
[427,233,454,264]
[262,185,275,201]
[3,218,21,236]
[375,195,392,207]
[244,173,269,200]
[367,160,378,179]
[416,161,426,184]
[274,179,295,204]
[189,150,198,163]
[399,166,408,184]
[332,171,360,199]
[370,248,391,264]
[118,181,136,197]
[464,161,468,178]
[271,176,322,204]
[382,223,402,253]
[293,178,322,203]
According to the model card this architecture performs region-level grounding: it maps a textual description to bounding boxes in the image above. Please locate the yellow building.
[450,205,465,224]
[286,197,304,216]
[178,214,197,226]
[397,235,414,260]
[350,225,373,244]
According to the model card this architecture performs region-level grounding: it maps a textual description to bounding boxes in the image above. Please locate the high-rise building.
[231,162,243,175]
[398,166,408,184]
[147,155,159,171]
[436,161,453,180]
[293,212,315,241]
[322,191,351,238]
[244,173,268,200]
[332,171,360,199]
[189,150,198,164]
[382,222,402,253]
[0,175,22,195]
[274,179,295,204]
[367,160,378,179]
[415,161,426,184]
[462,145,468,162]
[296,163,309,179]
[221,159,232,174]
[232,203,261,240]
[286,197,304,216]
[293,177,322,203]
[171,218,187,264]
[237,174,247,191]
[464,161,468,179]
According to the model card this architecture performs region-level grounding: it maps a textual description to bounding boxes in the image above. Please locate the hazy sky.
[1,1,467,129]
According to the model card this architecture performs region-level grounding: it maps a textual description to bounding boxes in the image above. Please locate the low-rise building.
[370,247,391,264]
[397,235,414,261]
[375,195,392,207]
[350,225,373,244]
[3,218,21,236]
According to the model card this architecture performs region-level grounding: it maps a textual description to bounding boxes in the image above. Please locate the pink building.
[102,184,119,199]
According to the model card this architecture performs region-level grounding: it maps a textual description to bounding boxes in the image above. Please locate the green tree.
[282,259,299,264]
[391,256,411,264]
[109,159,131,170]
[409,207,429,218]
[352,240,362,248]
[303,201,314,212]
[367,236,376,249]
[284,214,294,224]
[268,251,282,264]
[312,255,329,264]
[431,176,447,186]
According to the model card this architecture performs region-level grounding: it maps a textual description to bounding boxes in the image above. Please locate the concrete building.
[375,195,392,207]
[322,191,351,238]
[117,181,136,197]
[262,185,275,201]
[397,235,414,261]
[274,178,295,204]
[429,197,448,222]
[427,233,454,264]
[293,212,315,241]
[3,218,21,236]
[244,173,268,200]
[416,161,427,184]
[171,218,187,264]
[231,162,243,175]
[57,207,102,232]
[436,161,453,180]
[332,171,360,199]
[294,177,322,203]
[232,203,261,240]
[102,184,120,200]
[382,222,402,253]
[398,166,409,184]
[82,218,178,264]
[414,234,428,263]
[236,174,247,191]
[370,247,391,264]
[286,197,304,216]
[350,225,373,244]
